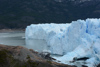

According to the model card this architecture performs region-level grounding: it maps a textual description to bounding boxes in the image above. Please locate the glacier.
[25,18,100,67]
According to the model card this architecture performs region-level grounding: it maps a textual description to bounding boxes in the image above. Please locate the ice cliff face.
[53,19,100,67]
[25,23,69,39]
[25,23,70,55]
[25,18,100,67]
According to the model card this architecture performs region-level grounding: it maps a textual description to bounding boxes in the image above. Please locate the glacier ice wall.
[53,19,100,67]
[25,23,70,55]
[25,19,100,67]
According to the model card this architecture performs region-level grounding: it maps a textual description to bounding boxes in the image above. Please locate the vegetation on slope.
[0,44,76,67]
[0,0,100,29]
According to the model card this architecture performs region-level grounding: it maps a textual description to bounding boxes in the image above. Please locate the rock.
[97,64,100,67]
[0,44,76,67]
[39,52,53,60]
[0,44,43,61]
[82,65,88,67]
[72,57,89,62]
[29,49,38,54]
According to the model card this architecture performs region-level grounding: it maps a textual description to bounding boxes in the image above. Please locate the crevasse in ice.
[25,19,100,67]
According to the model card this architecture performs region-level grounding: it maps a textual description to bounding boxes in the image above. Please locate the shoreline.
[0,29,25,33]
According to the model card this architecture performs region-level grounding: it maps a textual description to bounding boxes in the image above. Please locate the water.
[0,32,49,52]
[0,32,25,46]
[0,32,85,67]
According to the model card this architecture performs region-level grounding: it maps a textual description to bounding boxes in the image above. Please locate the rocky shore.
[0,44,76,67]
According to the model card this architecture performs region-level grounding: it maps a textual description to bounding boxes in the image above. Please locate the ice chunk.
[85,57,100,67]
